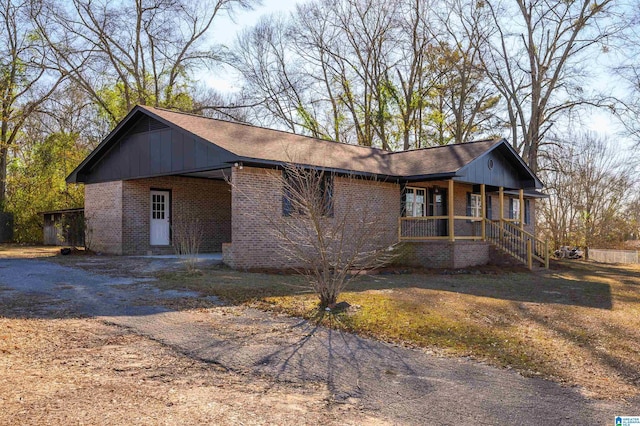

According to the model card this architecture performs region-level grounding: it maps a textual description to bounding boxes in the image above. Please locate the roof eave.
[401,172,459,182]
[503,189,549,199]
[231,157,397,180]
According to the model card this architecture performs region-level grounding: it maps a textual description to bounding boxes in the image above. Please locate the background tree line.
[1,0,638,248]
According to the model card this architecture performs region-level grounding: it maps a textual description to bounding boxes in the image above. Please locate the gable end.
[68,107,239,184]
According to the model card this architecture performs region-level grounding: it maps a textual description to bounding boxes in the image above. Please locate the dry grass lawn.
[155,261,640,401]
[0,244,61,258]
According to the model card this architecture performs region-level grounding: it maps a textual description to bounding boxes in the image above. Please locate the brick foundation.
[398,241,490,269]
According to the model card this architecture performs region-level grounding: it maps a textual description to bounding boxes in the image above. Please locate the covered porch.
[398,179,549,270]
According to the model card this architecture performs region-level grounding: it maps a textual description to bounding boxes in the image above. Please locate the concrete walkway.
[0,258,636,425]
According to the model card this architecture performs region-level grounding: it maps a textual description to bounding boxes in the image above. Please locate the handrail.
[485,220,526,263]
[487,219,549,269]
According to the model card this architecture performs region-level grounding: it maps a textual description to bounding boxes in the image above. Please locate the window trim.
[510,197,521,224]
[508,197,531,225]
[469,193,482,218]
[404,186,427,217]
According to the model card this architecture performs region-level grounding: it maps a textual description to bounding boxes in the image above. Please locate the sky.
[202,0,301,93]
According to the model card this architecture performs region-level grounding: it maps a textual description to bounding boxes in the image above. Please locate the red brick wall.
[452,241,490,268]
[404,180,481,237]
[526,199,536,236]
[487,194,536,235]
[227,167,282,269]
[85,181,123,254]
[122,176,231,255]
[85,176,231,255]
[452,182,478,237]
[227,166,400,270]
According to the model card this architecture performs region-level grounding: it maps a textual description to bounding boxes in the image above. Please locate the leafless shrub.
[267,164,398,308]
[172,216,204,273]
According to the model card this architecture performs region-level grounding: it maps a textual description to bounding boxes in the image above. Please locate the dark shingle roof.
[140,106,499,177]
[388,140,500,176]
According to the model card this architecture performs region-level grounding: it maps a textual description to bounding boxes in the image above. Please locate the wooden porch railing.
[398,216,549,269]
[398,216,449,241]
[485,219,549,269]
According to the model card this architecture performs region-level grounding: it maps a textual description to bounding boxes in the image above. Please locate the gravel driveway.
[0,257,636,425]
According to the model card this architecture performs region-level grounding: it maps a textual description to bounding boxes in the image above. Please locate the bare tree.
[235,0,401,148]
[269,164,397,308]
[389,0,437,150]
[233,0,501,150]
[234,14,311,133]
[478,0,620,172]
[429,0,500,145]
[33,0,256,124]
[611,4,640,149]
[538,133,636,250]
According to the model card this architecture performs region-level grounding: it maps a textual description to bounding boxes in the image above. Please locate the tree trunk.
[0,145,6,210]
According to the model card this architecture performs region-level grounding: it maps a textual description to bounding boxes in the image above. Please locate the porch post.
[448,179,455,241]
[519,188,525,232]
[480,183,486,241]
[499,186,504,222]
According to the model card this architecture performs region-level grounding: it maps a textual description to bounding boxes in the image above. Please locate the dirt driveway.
[0,253,637,425]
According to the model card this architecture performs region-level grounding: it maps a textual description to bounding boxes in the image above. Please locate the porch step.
[488,245,525,266]
[488,243,546,268]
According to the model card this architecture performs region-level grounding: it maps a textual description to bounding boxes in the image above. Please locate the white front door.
[150,190,170,245]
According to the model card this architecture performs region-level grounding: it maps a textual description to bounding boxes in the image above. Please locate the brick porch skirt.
[397,241,490,269]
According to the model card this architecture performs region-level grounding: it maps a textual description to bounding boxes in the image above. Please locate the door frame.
[432,188,448,236]
[150,188,171,246]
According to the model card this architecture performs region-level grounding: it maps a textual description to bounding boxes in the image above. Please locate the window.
[510,198,520,222]
[404,187,426,217]
[151,193,166,219]
[508,197,531,224]
[282,169,333,217]
[469,193,482,218]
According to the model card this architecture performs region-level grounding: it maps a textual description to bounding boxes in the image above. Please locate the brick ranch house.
[67,105,549,270]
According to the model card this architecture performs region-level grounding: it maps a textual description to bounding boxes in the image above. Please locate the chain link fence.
[589,249,640,264]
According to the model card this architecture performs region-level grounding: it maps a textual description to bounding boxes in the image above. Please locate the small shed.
[41,208,85,246]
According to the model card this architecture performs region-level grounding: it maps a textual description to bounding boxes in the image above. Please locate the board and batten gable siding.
[227,166,400,270]
[455,146,536,189]
[84,116,237,184]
